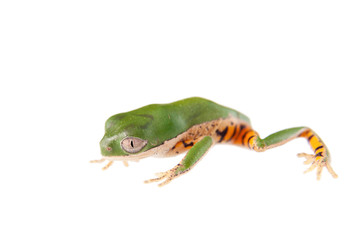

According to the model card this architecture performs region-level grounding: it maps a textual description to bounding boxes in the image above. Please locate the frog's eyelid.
[121,137,148,153]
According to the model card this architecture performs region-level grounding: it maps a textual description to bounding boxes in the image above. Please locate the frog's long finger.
[326,162,338,178]
[297,153,314,165]
[144,173,168,184]
[90,159,105,163]
[316,164,324,180]
[102,160,114,170]
[158,177,174,187]
[154,172,167,177]
[304,162,317,174]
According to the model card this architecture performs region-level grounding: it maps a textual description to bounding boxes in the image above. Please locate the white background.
[1,1,359,239]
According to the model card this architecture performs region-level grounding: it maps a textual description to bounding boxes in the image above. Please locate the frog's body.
[92,97,337,186]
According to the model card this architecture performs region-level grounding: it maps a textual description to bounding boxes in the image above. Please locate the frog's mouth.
[90,143,168,169]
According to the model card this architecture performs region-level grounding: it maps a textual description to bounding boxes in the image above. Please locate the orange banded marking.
[223,124,237,142]
[300,129,324,159]
[216,123,239,143]
[227,124,239,142]
[243,130,258,149]
[170,139,199,154]
[314,145,324,153]
[231,125,258,149]
[215,126,228,142]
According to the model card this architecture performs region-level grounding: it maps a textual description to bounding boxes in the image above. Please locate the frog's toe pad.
[297,153,338,180]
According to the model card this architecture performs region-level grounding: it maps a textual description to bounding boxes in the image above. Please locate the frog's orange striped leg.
[225,125,338,179]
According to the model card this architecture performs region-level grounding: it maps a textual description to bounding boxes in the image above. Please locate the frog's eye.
[121,137,148,153]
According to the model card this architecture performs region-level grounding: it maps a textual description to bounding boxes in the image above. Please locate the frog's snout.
[100,137,113,156]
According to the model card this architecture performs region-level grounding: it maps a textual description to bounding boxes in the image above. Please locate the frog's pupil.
[130,140,134,148]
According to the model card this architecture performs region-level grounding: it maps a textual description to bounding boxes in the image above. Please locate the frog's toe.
[302,159,326,180]
[90,158,105,163]
[144,171,168,184]
[144,169,178,187]
[154,172,167,177]
[102,160,114,170]
[297,153,337,180]
[325,161,338,179]
[305,161,323,179]
[297,153,314,165]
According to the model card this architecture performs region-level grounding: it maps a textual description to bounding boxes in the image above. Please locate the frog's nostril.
[106,147,112,151]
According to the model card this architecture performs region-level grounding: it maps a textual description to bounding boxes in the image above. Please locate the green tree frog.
[91,97,337,186]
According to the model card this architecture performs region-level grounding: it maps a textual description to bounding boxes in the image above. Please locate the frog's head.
[99,112,157,160]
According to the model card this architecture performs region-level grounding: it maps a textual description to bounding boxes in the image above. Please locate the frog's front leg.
[145,136,214,187]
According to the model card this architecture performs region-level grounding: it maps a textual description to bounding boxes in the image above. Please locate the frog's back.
[168,97,250,126]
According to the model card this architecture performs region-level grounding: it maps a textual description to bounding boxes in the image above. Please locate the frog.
[91,97,338,186]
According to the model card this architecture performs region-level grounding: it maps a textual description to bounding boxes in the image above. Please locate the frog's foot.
[90,158,129,170]
[144,164,182,187]
[297,153,338,180]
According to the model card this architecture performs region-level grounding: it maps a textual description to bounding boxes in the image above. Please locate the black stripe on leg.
[235,124,246,139]
[241,130,251,145]
[247,135,255,149]
[216,127,228,143]
[308,134,314,141]
[314,145,324,152]
[227,125,238,142]
[315,152,323,158]
[182,141,194,148]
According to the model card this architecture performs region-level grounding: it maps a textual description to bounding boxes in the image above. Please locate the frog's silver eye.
[121,137,148,153]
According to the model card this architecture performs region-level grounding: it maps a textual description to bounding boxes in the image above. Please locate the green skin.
[98,97,336,186]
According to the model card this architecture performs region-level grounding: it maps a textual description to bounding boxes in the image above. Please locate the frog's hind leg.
[232,126,338,180]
